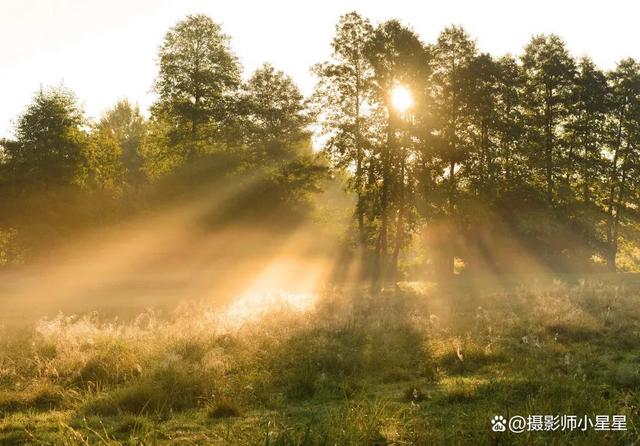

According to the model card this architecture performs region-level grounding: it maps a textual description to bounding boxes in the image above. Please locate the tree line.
[0,14,324,265]
[315,13,640,278]
[1,12,640,278]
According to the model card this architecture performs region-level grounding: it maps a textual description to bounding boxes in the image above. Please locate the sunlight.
[391,84,413,113]
[223,290,317,327]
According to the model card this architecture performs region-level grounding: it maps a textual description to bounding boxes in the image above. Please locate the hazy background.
[1,0,639,138]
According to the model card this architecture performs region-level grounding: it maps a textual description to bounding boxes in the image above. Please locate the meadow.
[1,275,639,445]
[3,3,640,445]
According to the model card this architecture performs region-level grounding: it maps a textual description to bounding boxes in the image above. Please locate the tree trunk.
[354,75,367,277]
[606,104,626,272]
[444,83,458,277]
[544,86,554,204]
[378,120,393,284]
[391,142,407,280]
[582,141,590,203]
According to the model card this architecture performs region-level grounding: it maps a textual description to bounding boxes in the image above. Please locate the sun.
[391,84,413,113]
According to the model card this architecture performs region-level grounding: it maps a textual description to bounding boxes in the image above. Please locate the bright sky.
[1,0,639,138]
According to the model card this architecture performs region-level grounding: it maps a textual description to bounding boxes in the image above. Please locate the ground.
[1,275,640,445]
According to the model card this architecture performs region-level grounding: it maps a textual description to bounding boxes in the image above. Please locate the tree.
[9,87,86,190]
[243,64,311,163]
[494,55,525,190]
[313,12,375,261]
[604,59,640,271]
[566,58,608,202]
[81,128,125,198]
[366,19,429,280]
[521,34,575,204]
[0,86,88,253]
[465,53,502,198]
[97,100,146,187]
[430,25,477,275]
[152,14,241,156]
[236,64,326,223]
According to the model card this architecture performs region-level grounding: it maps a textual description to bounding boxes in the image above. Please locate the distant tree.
[566,58,608,202]
[236,64,326,222]
[243,64,311,163]
[97,100,146,187]
[152,14,241,156]
[9,87,86,190]
[0,87,88,253]
[139,117,185,181]
[81,127,125,197]
[545,58,609,266]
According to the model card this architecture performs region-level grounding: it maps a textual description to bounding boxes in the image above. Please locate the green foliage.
[314,14,640,277]
[11,86,86,188]
[80,127,125,197]
[0,87,91,252]
[152,14,241,151]
[97,100,146,188]
[243,63,312,163]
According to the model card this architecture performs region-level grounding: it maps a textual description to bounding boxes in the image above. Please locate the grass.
[1,275,640,444]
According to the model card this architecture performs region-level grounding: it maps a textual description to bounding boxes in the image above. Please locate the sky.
[1,0,639,138]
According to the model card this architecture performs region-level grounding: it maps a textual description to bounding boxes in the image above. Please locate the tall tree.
[152,14,241,156]
[430,25,477,275]
[465,53,501,198]
[604,59,640,271]
[366,19,429,280]
[566,58,608,202]
[494,55,525,190]
[521,34,575,204]
[313,12,375,261]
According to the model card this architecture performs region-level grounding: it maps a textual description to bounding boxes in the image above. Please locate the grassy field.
[1,275,640,445]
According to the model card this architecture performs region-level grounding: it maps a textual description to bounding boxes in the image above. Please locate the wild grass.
[1,275,640,444]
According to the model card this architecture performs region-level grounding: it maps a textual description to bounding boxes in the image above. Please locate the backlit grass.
[1,275,640,444]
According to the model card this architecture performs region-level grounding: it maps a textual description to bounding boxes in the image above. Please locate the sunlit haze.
[3,1,640,442]
[1,0,639,137]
